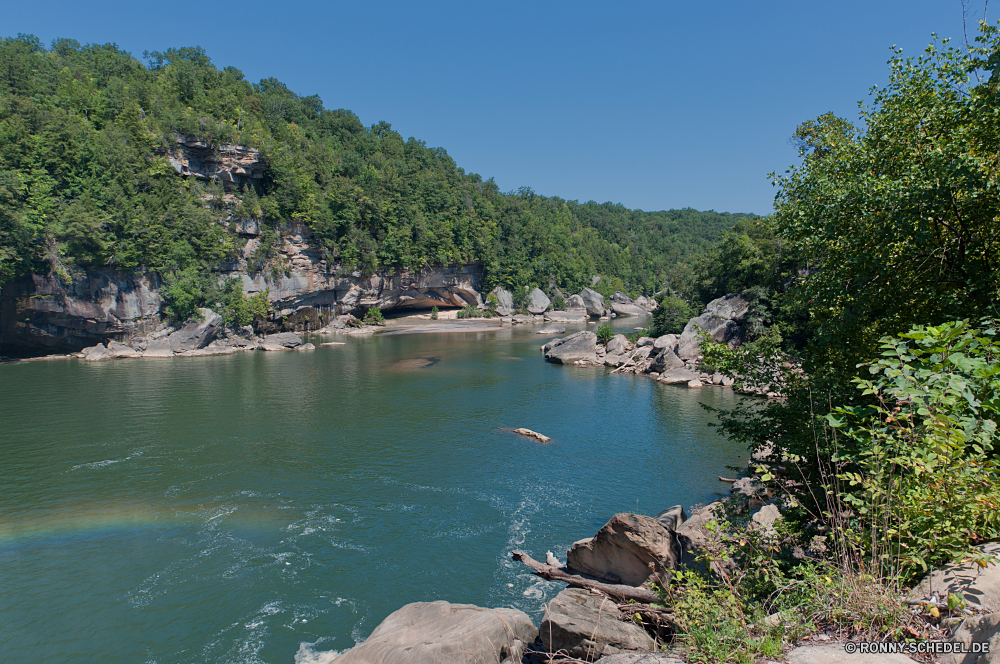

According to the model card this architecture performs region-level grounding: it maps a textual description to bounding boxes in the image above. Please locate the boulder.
[675,501,724,552]
[606,334,629,355]
[142,340,174,357]
[545,310,587,323]
[297,342,316,351]
[545,331,599,365]
[636,337,654,347]
[335,601,537,664]
[537,326,566,335]
[652,334,677,350]
[581,288,606,317]
[81,343,110,362]
[597,655,684,664]
[676,294,749,359]
[611,291,633,304]
[687,380,702,388]
[656,368,700,385]
[634,295,657,311]
[511,314,536,324]
[650,347,685,373]
[107,341,139,358]
[539,588,655,661]
[263,332,303,349]
[652,505,688,531]
[565,294,587,311]
[526,288,551,314]
[604,354,624,367]
[167,308,223,352]
[611,302,649,317]
[490,286,514,314]
[941,612,1000,664]
[784,643,919,663]
[566,513,683,586]
[910,542,1000,613]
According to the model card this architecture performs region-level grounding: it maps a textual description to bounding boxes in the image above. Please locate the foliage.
[596,324,614,345]
[214,278,269,328]
[456,304,494,319]
[0,34,751,297]
[652,295,698,336]
[551,295,566,311]
[430,305,438,320]
[485,292,499,311]
[362,306,385,326]
[827,320,1000,579]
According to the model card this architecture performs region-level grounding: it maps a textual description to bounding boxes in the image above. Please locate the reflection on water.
[0,320,745,664]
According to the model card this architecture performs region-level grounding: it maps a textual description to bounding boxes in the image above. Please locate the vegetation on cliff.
[0,34,747,298]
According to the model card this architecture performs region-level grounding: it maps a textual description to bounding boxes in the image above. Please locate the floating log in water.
[719,476,737,483]
[320,342,346,346]
[511,550,661,604]
[514,428,550,443]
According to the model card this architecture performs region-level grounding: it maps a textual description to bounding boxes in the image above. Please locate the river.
[0,319,744,664]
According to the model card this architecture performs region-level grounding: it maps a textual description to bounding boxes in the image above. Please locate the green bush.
[551,296,566,311]
[596,324,614,345]
[485,292,499,311]
[456,305,495,319]
[652,294,697,336]
[430,305,438,320]
[363,307,385,326]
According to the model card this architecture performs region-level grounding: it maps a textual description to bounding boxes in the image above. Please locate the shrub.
[485,292,499,311]
[596,324,614,345]
[430,305,438,320]
[552,296,566,311]
[456,305,494,319]
[363,307,385,326]
[652,294,697,336]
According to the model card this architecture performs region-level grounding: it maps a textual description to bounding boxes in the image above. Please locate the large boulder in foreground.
[910,542,1000,614]
[540,588,655,661]
[335,601,536,664]
[526,288,551,314]
[941,612,1000,664]
[545,331,598,364]
[168,308,223,352]
[566,513,683,586]
[676,294,749,359]
[581,287,606,317]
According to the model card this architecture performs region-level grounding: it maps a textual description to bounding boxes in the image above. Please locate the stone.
[511,314,536,324]
[142,340,174,357]
[545,331,599,365]
[633,295,658,311]
[675,501,724,551]
[335,600,537,664]
[910,542,1000,613]
[581,288,606,317]
[751,504,782,534]
[604,354,624,367]
[297,342,316,351]
[526,288,551,314]
[565,294,587,311]
[107,341,139,358]
[784,643,918,663]
[652,334,677,350]
[539,588,655,660]
[611,301,649,317]
[566,513,683,586]
[650,348,685,373]
[712,372,724,385]
[263,332,303,349]
[676,294,750,359]
[940,612,1000,664]
[606,334,629,355]
[544,310,587,323]
[490,286,514,314]
[514,428,550,443]
[657,368,701,385]
[537,326,566,335]
[597,655,684,664]
[686,380,702,388]
[637,337,654,347]
[167,308,223,352]
[652,505,688,531]
[721,376,735,387]
[81,343,110,362]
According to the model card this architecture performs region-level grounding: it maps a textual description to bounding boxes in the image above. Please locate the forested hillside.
[0,35,747,297]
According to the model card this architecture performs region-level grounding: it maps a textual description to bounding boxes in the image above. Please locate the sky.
[1,1,984,215]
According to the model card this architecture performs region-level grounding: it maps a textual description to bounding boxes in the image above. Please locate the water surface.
[0,321,744,663]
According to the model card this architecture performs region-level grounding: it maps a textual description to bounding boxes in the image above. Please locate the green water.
[0,321,745,663]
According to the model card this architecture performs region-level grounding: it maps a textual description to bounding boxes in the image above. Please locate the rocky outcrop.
[910,542,1000,613]
[163,135,266,192]
[566,513,684,586]
[676,294,750,359]
[941,613,1000,664]
[565,294,587,311]
[167,309,222,352]
[539,588,655,661]
[490,286,514,314]
[544,331,599,365]
[526,288,551,314]
[581,288,606,317]
[545,310,587,323]
[335,601,537,664]
[606,334,629,356]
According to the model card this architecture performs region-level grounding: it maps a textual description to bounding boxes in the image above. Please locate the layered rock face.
[162,135,266,192]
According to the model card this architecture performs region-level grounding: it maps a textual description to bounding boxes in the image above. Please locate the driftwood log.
[511,550,661,604]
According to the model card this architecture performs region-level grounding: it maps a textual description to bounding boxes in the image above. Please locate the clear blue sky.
[2,1,982,215]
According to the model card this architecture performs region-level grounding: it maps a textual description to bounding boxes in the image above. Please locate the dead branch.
[511,550,662,604]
